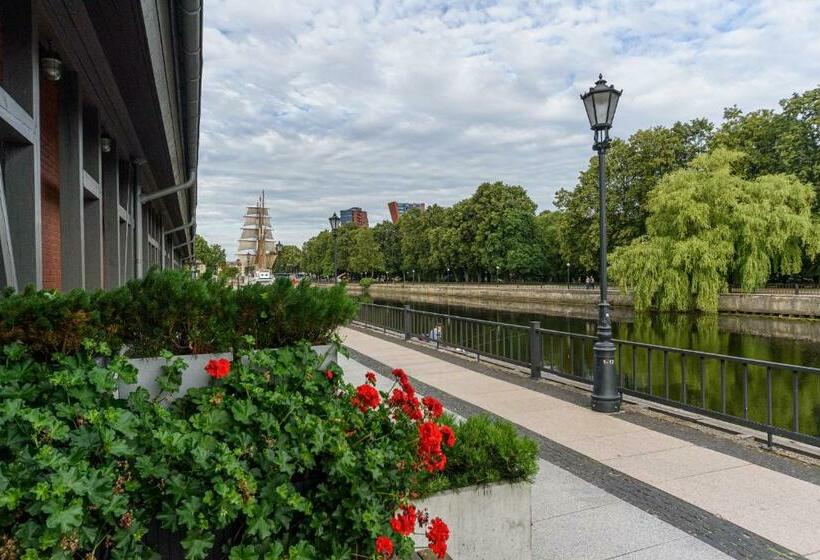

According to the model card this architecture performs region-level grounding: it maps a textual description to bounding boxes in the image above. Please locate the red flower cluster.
[205,358,230,379]
[426,518,450,559]
[389,505,416,536]
[325,370,334,380]
[366,371,377,385]
[418,421,454,472]
[375,535,394,557]
[351,383,381,412]
[422,396,443,419]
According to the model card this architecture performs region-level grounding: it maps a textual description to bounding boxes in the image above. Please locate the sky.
[196,0,820,256]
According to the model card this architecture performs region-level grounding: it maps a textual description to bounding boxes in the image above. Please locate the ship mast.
[237,191,278,274]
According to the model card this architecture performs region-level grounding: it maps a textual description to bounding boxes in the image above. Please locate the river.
[368,296,820,438]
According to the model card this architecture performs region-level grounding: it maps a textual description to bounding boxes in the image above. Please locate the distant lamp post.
[329,213,340,282]
[581,74,622,414]
[566,262,571,289]
[496,265,500,284]
[446,266,450,282]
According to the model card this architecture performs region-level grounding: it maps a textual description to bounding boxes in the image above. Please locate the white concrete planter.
[413,481,532,560]
[119,345,337,401]
[118,352,234,401]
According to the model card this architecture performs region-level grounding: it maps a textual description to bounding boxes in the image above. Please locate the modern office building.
[0,0,202,292]
[340,207,369,228]
[388,201,425,224]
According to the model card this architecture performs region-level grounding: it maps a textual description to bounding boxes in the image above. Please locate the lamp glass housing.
[581,75,621,130]
[329,213,340,231]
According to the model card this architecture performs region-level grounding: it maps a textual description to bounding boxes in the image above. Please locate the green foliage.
[347,228,385,276]
[556,119,714,269]
[0,342,151,559]
[233,280,356,349]
[129,345,420,558]
[194,235,227,274]
[611,149,820,312]
[420,415,539,495]
[273,245,303,274]
[0,286,107,358]
[359,277,375,291]
[97,268,238,357]
[372,221,402,276]
[1,270,356,359]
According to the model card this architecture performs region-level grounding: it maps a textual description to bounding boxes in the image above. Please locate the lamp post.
[275,241,283,276]
[581,74,622,413]
[446,266,450,282]
[566,262,570,289]
[329,213,340,283]
[496,265,500,283]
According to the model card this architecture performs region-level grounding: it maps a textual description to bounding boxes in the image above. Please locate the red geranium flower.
[426,518,450,559]
[418,422,442,454]
[389,388,423,421]
[375,535,394,557]
[440,425,456,448]
[389,504,416,536]
[205,358,230,379]
[366,371,377,385]
[352,384,381,412]
[325,370,334,380]
[422,396,443,419]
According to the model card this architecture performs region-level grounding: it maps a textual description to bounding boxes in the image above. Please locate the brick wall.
[40,72,61,290]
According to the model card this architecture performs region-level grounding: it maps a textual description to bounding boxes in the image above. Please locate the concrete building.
[0,0,202,292]
[388,201,425,224]
[340,207,369,228]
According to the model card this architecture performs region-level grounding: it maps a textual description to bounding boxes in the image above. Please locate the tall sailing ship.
[237,192,278,284]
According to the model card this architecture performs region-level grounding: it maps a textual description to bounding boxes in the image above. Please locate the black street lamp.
[581,74,622,414]
[329,212,340,283]
[566,262,570,288]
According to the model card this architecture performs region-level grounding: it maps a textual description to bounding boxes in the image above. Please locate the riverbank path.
[339,325,820,560]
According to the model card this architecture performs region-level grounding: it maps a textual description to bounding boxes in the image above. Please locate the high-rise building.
[0,1,202,291]
[340,207,369,228]
[388,201,426,224]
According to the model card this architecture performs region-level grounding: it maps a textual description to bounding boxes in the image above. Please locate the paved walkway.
[339,326,820,560]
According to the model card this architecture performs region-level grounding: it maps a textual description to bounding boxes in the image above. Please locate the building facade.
[388,201,425,224]
[0,0,202,292]
[340,207,369,228]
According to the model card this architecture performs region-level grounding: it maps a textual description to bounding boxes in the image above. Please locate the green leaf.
[44,501,83,532]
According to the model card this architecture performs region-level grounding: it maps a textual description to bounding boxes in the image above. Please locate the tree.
[556,119,715,270]
[193,234,226,273]
[302,231,333,276]
[273,245,303,273]
[533,211,565,281]
[610,149,820,312]
[348,228,385,277]
[461,182,541,280]
[372,220,402,277]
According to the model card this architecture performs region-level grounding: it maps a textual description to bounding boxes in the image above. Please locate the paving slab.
[340,327,820,557]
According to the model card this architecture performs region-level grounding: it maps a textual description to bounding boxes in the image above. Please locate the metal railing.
[354,303,820,447]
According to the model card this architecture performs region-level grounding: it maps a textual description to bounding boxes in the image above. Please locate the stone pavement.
[338,326,820,560]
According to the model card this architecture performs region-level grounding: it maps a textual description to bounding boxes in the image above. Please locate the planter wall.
[413,481,532,560]
[119,345,337,401]
[119,352,234,401]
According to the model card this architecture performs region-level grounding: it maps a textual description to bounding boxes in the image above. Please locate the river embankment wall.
[343,282,820,319]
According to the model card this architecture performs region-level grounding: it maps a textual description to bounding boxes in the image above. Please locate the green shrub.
[233,279,356,349]
[359,278,374,291]
[0,286,107,358]
[0,270,357,359]
[96,268,237,358]
[0,342,152,558]
[420,414,539,495]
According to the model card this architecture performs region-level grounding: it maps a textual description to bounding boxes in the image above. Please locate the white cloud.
[196,0,820,256]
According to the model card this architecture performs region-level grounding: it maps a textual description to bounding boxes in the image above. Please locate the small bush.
[0,269,357,359]
[420,414,539,495]
[0,286,108,357]
[359,277,374,290]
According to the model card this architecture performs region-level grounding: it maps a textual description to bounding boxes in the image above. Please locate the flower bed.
[0,342,457,559]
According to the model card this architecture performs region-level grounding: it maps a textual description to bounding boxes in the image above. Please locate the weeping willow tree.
[610,149,820,312]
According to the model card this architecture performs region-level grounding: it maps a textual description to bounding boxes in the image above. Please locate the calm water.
[370,296,820,438]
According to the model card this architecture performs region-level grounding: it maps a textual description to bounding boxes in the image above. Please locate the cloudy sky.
[196,0,820,256]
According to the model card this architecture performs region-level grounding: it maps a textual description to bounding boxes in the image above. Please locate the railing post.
[529,321,542,378]
[403,305,412,341]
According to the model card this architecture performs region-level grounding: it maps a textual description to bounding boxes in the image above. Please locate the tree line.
[206,86,820,312]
